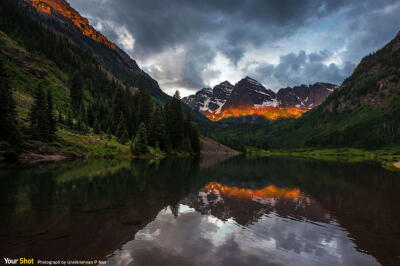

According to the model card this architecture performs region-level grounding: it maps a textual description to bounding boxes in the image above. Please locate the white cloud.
[83,15,136,52]
[115,26,135,51]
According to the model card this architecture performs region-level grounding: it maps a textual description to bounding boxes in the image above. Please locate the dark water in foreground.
[0,157,399,265]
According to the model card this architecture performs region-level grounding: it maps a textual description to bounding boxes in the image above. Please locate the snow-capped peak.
[183,78,337,122]
[196,87,212,96]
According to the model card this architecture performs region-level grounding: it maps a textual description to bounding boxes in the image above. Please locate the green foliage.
[93,119,101,135]
[106,127,112,140]
[65,113,73,129]
[148,105,166,148]
[70,73,83,112]
[119,130,129,145]
[55,129,130,158]
[189,124,201,154]
[131,123,148,156]
[168,91,185,149]
[58,112,64,125]
[116,113,128,143]
[0,0,201,158]
[0,60,23,147]
[138,85,152,126]
[111,87,126,133]
[28,85,57,142]
[47,91,57,140]
[182,112,201,154]
[29,85,48,140]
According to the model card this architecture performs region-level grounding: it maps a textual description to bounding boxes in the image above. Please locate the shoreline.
[247,148,400,171]
[1,141,240,165]
[22,153,68,164]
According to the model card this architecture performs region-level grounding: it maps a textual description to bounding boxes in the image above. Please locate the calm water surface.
[0,157,399,265]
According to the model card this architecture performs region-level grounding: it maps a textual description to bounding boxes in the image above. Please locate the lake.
[0,156,399,265]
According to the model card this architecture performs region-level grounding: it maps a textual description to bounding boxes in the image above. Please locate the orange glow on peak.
[202,182,304,200]
[202,106,309,121]
[26,0,117,50]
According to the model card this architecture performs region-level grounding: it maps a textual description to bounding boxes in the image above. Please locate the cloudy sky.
[68,0,400,96]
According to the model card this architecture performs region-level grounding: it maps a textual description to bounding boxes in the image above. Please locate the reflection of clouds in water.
[107,204,378,266]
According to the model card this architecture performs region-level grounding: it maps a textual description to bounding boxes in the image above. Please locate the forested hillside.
[0,0,201,160]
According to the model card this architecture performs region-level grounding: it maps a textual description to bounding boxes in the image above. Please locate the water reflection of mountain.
[0,156,399,265]
[182,182,332,227]
[192,157,400,265]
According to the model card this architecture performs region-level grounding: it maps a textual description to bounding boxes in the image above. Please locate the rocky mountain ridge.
[22,0,168,100]
[25,0,116,49]
[19,0,212,128]
[183,77,337,121]
[183,81,234,114]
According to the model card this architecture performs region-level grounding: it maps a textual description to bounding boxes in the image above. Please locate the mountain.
[182,182,327,227]
[22,0,167,100]
[26,0,116,49]
[19,0,211,128]
[211,30,400,149]
[223,77,278,109]
[0,0,207,160]
[183,77,337,121]
[183,81,234,113]
[277,82,336,108]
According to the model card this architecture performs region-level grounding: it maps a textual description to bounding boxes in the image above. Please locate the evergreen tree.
[30,85,43,129]
[87,104,95,127]
[66,113,73,129]
[106,127,112,140]
[79,104,88,125]
[76,118,83,132]
[189,124,201,154]
[70,73,83,112]
[138,85,152,126]
[183,113,192,137]
[0,61,23,145]
[167,91,184,150]
[46,90,57,140]
[81,123,89,134]
[30,85,50,141]
[148,106,165,148]
[182,137,193,153]
[38,105,50,140]
[58,112,64,124]
[183,112,201,154]
[119,130,129,145]
[93,118,101,134]
[131,123,148,156]
[116,113,127,138]
[111,88,125,132]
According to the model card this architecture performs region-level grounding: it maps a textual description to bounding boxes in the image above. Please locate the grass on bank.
[54,129,130,158]
[247,147,400,171]
[21,126,194,161]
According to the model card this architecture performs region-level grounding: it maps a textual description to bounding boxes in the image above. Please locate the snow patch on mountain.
[183,81,234,113]
[182,77,337,121]
[254,99,279,108]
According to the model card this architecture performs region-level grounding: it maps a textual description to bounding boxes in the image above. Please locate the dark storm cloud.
[181,42,218,89]
[68,0,400,92]
[309,50,332,63]
[72,0,347,56]
[247,50,356,87]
